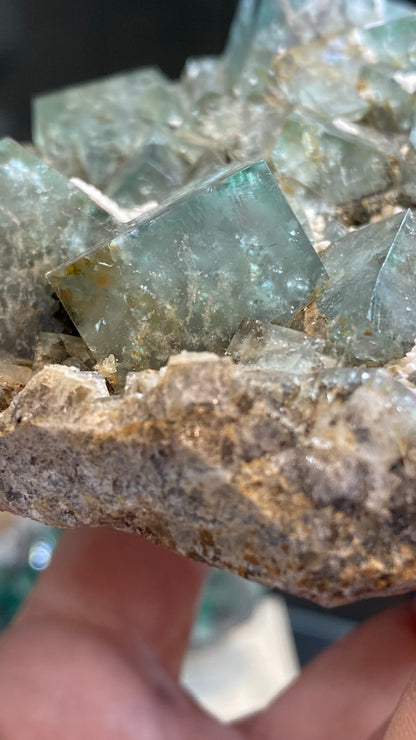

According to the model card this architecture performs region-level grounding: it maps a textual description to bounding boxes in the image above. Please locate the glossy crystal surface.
[33,68,185,188]
[49,161,326,372]
[271,111,394,205]
[228,318,337,373]
[371,209,416,347]
[4,0,416,391]
[317,212,416,362]
[0,138,116,358]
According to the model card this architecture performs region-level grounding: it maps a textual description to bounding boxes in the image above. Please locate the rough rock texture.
[2,353,416,607]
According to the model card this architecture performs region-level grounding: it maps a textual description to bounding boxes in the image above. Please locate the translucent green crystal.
[0,138,116,358]
[223,0,260,88]
[228,318,337,373]
[105,131,226,209]
[33,68,185,188]
[356,16,416,72]
[370,209,416,347]
[225,0,410,97]
[317,213,412,362]
[346,0,413,25]
[358,64,416,132]
[105,135,189,209]
[49,161,326,373]
[267,32,368,120]
[271,110,394,205]
[183,94,288,164]
[277,176,348,246]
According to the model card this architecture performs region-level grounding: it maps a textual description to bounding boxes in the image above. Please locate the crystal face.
[7,0,416,382]
[318,208,416,355]
[227,318,338,373]
[49,161,326,372]
[271,111,394,205]
[0,138,116,358]
[370,209,416,347]
[33,67,185,188]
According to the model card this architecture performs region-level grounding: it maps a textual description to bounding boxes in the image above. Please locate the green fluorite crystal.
[357,64,416,132]
[356,16,416,71]
[49,161,326,373]
[4,0,416,400]
[5,0,416,610]
[105,135,189,209]
[224,0,411,97]
[271,111,394,205]
[317,212,416,362]
[370,209,416,347]
[33,68,185,188]
[0,138,116,358]
[269,35,369,120]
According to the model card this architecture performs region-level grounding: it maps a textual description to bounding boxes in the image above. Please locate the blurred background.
[0,0,414,722]
[0,0,239,140]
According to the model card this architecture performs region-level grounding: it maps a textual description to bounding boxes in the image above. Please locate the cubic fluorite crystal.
[4,0,416,606]
[271,111,395,205]
[33,67,185,188]
[49,161,326,373]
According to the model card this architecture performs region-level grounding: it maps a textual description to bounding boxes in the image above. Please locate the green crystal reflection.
[49,161,326,373]
[356,16,416,71]
[357,64,416,132]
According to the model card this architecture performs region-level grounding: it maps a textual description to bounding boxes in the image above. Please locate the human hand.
[0,529,415,739]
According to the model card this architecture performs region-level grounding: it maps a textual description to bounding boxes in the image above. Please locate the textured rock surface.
[2,354,416,607]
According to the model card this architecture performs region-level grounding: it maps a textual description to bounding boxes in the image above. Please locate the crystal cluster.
[49,161,325,373]
[3,0,416,604]
[31,0,416,381]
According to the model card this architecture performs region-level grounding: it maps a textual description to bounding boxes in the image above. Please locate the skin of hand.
[0,530,414,739]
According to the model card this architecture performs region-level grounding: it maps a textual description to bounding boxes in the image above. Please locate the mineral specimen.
[4,0,416,606]
[227,318,338,373]
[2,356,416,607]
[33,67,185,187]
[49,161,326,374]
[271,110,396,206]
[0,138,116,359]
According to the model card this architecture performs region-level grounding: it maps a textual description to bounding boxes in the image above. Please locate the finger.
[367,717,391,739]
[0,528,243,739]
[237,603,416,740]
[383,667,416,739]
[16,527,207,678]
[0,609,241,740]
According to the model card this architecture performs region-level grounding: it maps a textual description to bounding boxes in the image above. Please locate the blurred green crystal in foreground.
[3,0,416,384]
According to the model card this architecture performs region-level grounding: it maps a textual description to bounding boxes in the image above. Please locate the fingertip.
[18,527,208,677]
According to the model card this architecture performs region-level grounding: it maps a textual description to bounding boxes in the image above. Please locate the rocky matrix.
[2,0,416,605]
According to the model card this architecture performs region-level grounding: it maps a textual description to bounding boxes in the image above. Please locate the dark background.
[0,0,239,140]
